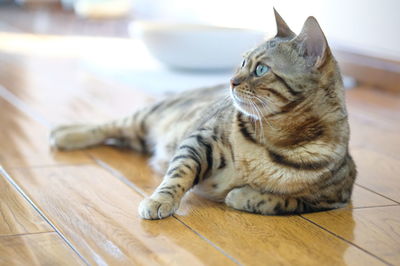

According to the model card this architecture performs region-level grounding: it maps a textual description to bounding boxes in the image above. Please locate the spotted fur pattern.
[50,11,356,219]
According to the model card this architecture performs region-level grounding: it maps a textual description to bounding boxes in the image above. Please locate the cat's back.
[145,83,233,147]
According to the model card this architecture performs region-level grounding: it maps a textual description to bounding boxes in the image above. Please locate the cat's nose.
[230,78,241,87]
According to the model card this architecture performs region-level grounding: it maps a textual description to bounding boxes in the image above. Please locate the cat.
[50,9,356,220]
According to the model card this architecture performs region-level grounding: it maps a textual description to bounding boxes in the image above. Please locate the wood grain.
[0,171,51,236]
[347,87,400,122]
[349,118,400,161]
[0,52,153,125]
[176,196,385,266]
[7,165,235,265]
[347,87,400,161]
[0,97,91,168]
[352,148,400,203]
[303,206,400,265]
[0,232,84,266]
[351,185,397,208]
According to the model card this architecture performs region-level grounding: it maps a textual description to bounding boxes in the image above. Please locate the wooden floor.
[0,5,400,266]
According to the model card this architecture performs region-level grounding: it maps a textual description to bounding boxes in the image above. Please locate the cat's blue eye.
[255,64,270,77]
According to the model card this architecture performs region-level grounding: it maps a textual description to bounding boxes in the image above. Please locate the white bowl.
[130,21,266,71]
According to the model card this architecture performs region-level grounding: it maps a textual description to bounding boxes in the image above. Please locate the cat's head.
[231,9,340,118]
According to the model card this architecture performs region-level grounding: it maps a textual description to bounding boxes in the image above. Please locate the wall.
[133,0,400,61]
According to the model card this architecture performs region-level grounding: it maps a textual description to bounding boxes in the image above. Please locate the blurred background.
[0,0,399,94]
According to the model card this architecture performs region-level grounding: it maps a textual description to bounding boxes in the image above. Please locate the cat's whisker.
[256,104,267,142]
[244,98,259,141]
[248,100,262,143]
[253,96,274,119]
[252,96,276,130]
[249,99,266,144]
[252,100,268,144]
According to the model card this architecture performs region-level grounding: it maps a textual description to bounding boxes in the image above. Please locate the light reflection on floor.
[0,32,232,94]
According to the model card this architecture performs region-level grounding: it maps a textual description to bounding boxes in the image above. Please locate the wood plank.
[351,185,397,208]
[303,206,400,265]
[352,148,400,203]
[0,170,52,236]
[7,165,235,265]
[0,52,153,125]
[0,97,92,169]
[347,87,400,123]
[176,196,385,266]
[89,147,156,195]
[88,147,385,265]
[347,88,400,161]
[349,117,400,161]
[0,232,84,266]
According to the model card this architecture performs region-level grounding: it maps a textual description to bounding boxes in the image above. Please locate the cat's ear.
[274,8,295,39]
[294,16,329,68]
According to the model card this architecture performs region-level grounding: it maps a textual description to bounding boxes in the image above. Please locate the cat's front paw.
[138,197,178,220]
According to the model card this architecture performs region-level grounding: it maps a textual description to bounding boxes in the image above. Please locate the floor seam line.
[0,167,90,266]
[352,204,399,209]
[0,84,52,128]
[355,183,400,204]
[92,156,242,265]
[92,156,147,198]
[3,162,94,170]
[0,231,55,239]
[299,215,391,265]
[173,215,242,266]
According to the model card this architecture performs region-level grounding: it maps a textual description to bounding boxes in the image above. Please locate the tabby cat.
[50,10,356,219]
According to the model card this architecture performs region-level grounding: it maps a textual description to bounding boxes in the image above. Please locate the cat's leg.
[139,130,227,219]
[50,112,148,152]
[225,185,326,215]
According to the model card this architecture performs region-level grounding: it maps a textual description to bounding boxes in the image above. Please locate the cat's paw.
[225,187,248,209]
[50,124,98,150]
[138,197,178,220]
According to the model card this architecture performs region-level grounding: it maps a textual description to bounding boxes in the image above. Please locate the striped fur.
[50,12,356,219]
